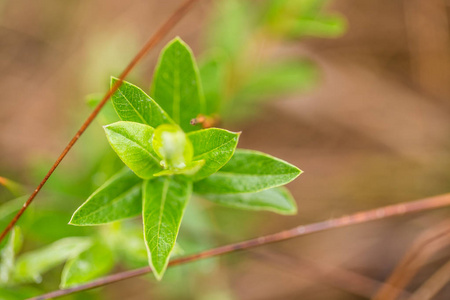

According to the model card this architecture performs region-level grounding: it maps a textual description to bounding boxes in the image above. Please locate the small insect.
[190,114,221,129]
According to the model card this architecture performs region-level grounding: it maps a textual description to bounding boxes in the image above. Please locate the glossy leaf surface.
[143,177,191,280]
[151,38,205,132]
[111,78,174,127]
[104,121,161,179]
[187,128,240,181]
[194,149,301,194]
[70,168,143,226]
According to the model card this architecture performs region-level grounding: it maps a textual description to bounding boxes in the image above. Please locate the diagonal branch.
[28,192,450,300]
[0,0,200,243]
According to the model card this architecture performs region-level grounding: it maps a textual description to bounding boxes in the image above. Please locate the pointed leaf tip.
[70,168,143,226]
[110,78,175,127]
[151,38,205,132]
[194,149,302,194]
[142,177,192,280]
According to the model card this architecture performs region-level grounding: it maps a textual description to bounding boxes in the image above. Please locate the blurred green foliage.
[0,0,345,298]
[200,0,345,122]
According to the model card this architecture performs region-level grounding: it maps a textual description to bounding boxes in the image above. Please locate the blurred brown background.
[1,0,450,299]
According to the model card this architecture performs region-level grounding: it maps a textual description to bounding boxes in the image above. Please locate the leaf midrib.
[173,54,181,124]
[154,178,170,266]
[111,129,160,164]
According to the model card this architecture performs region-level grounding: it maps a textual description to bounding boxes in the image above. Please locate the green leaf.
[194,149,301,194]
[143,177,192,280]
[111,77,175,127]
[0,227,22,284]
[187,128,240,181]
[60,242,115,288]
[14,237,92,283]
[104,121,162,179]
[152,124,193,170]
[151,37,205,132]
[70,168,143,226]
[202,187,297,215]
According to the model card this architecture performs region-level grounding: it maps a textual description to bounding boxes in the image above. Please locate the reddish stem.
[0,0,200,243]
[29,193,450,300]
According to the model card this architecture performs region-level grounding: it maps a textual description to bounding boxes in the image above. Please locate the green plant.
[3,2,450,300]
[0,1,346,297]
[69,38,301,280]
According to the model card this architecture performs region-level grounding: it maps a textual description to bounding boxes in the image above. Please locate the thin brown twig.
[373,220,450,300]
[28,193,450,300]
[0,0,200,243]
